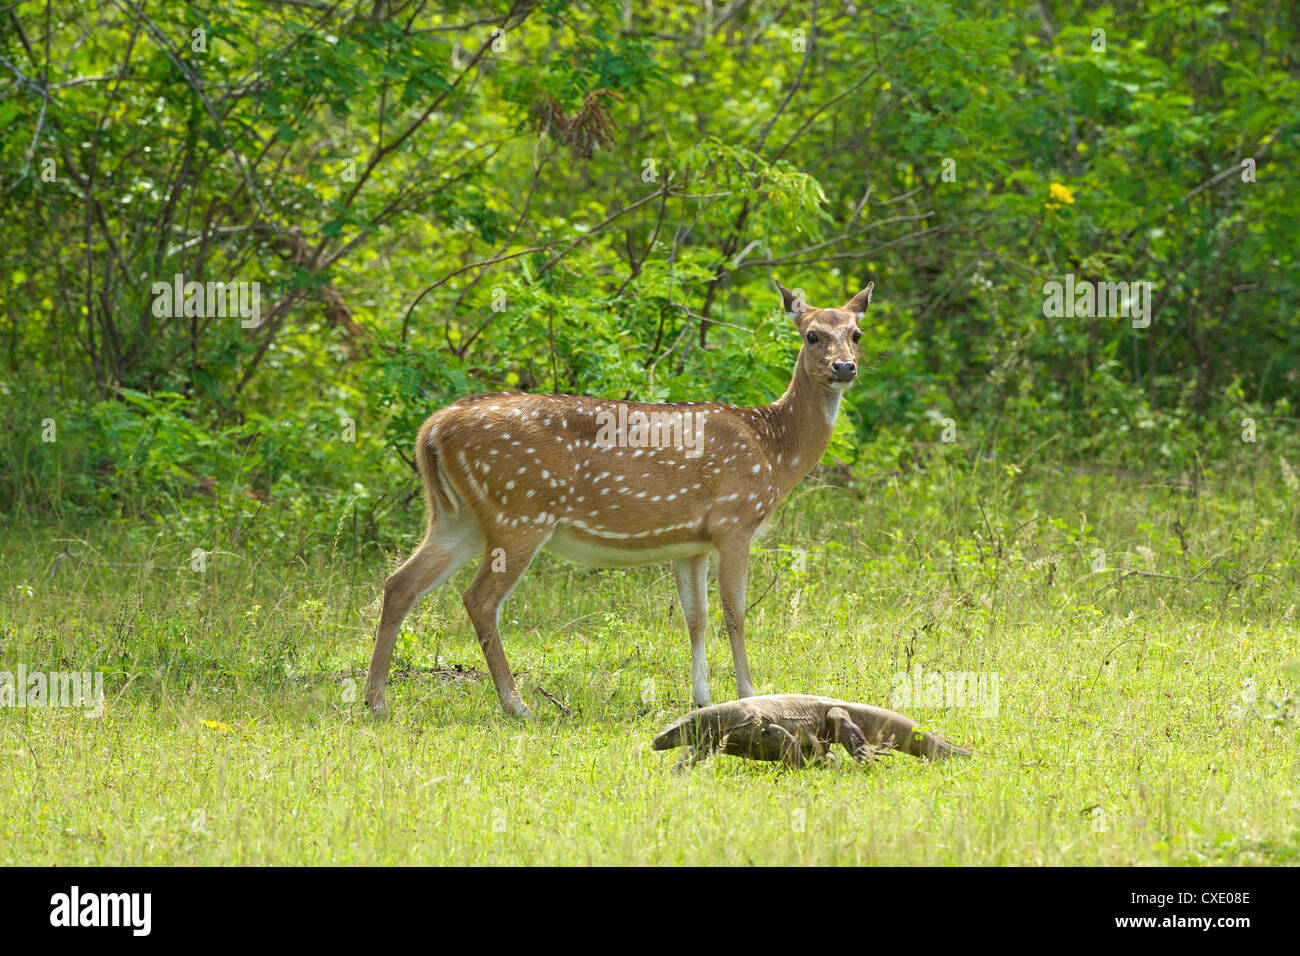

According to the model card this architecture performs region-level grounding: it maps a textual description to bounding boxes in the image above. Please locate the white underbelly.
[544,526,712,568]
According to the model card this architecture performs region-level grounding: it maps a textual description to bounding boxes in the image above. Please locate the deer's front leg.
[673,553,711,707]
[715,539,756,698]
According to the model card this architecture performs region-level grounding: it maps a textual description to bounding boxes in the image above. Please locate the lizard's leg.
[674,746,706,772]
[676,724,722,772]
[826,707,880,762]
[761,723,806,769]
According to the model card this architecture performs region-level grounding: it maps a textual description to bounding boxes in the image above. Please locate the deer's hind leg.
[364,512,482,716]
[461,532,551,719]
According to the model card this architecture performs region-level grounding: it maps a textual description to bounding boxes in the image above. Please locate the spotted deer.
[364,279,874,717]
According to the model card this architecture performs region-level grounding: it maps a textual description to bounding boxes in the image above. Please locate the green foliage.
[2,0,1298,531]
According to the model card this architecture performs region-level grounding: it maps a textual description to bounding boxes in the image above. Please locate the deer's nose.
[831,360,857,380]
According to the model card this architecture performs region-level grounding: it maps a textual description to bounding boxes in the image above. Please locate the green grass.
[2,453,1299,864]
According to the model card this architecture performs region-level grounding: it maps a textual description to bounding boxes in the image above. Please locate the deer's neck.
[741,360,840,497]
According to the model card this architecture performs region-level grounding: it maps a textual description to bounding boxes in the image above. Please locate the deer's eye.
[805,331,818,345]
[852,330,862,343]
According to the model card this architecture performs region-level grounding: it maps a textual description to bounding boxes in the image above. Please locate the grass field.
[2,454,1298,865]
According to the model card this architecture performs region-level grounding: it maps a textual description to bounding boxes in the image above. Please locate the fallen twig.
[535,683,572,717]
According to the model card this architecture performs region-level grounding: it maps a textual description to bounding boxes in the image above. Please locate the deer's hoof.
[503,696,533,720]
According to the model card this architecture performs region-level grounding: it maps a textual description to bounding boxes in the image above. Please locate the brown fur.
[364,281,875,717]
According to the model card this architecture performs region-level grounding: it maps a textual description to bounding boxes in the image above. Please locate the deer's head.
[776,280,874,392]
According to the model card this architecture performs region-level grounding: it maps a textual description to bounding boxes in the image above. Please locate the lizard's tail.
[911,729,974,760]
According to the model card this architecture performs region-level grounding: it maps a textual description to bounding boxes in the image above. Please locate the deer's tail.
[415,415,460,520]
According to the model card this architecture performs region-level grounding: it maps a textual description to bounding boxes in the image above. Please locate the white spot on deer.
[751,464,761,473]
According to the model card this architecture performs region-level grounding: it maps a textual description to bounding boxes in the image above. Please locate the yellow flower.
[199,719,233,731]
[1049,182,1075,205]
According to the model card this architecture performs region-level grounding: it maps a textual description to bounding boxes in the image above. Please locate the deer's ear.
[843,282,874,319]
[775,279,808,322]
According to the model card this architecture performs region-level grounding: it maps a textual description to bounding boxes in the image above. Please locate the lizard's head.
[652,715,694,750]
